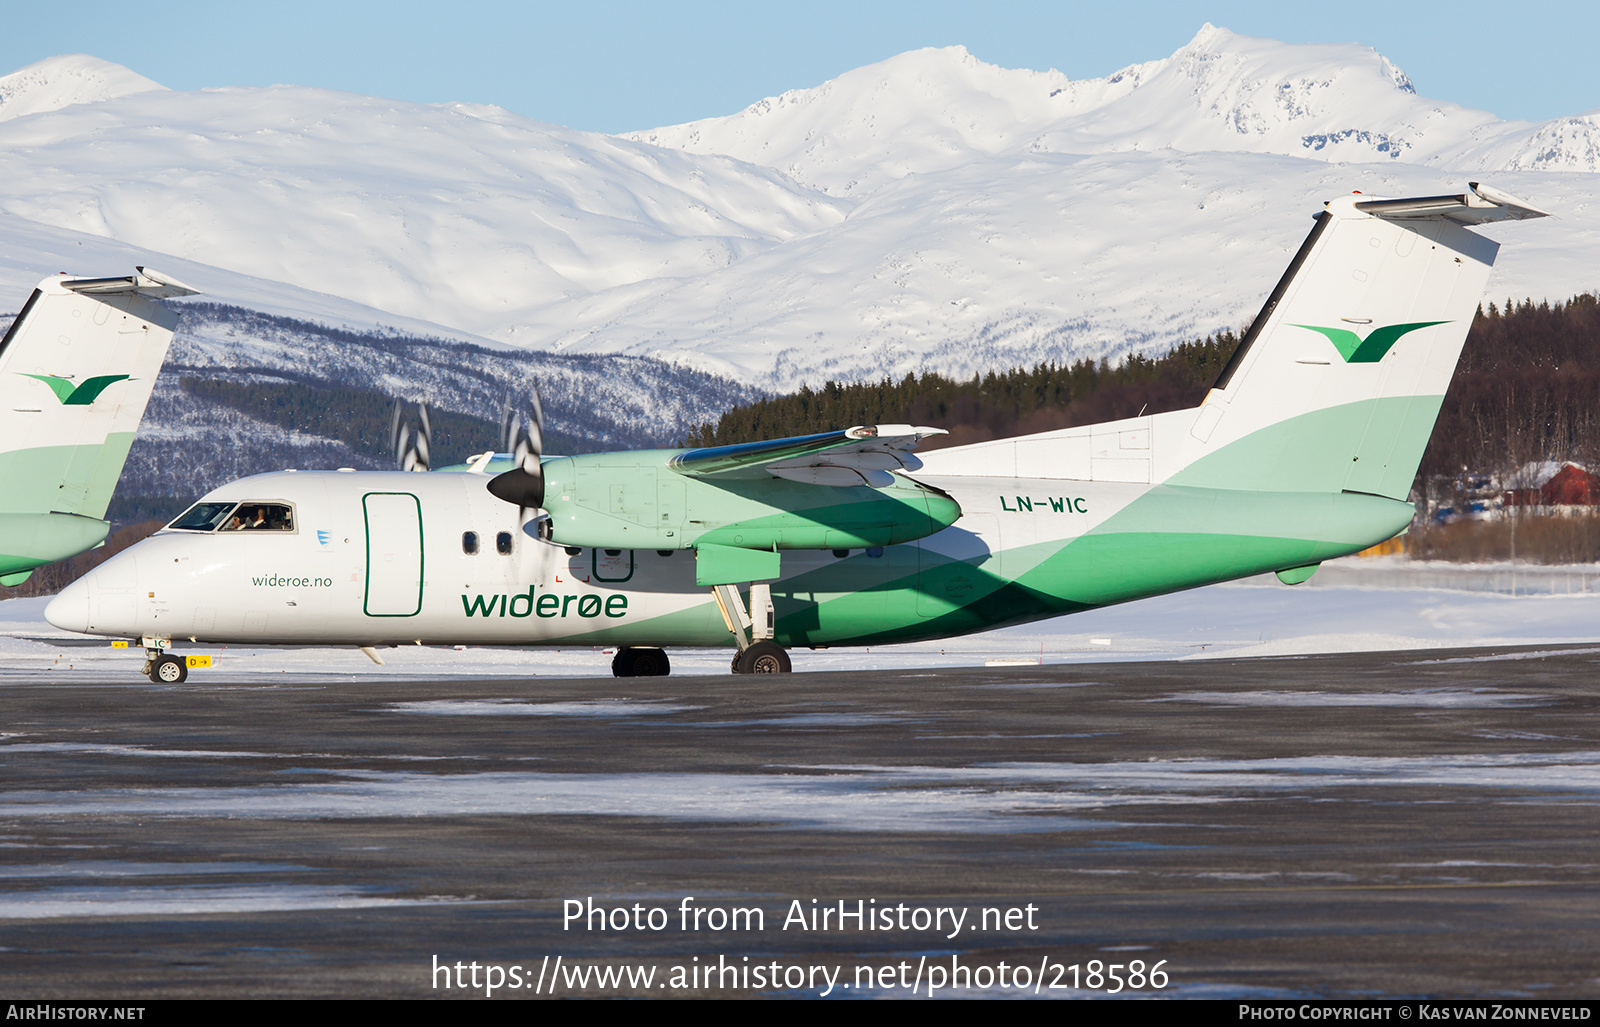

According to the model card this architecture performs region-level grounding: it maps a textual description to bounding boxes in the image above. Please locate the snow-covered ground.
[4,557,1595,684]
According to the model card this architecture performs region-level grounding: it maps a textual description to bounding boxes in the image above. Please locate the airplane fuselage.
[47,452,1410,651]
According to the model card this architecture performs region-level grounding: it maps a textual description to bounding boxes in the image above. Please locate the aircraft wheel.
[630,647,671,677]
[613,647,672,677]
[149,655,187,684]
[736,642,791,674]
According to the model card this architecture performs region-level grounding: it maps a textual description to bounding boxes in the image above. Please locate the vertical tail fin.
[0,268,199,520]
[1172,183,1548,499]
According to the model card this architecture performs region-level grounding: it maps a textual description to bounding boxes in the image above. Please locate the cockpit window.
[168,502,237,531]
[166,501,296,533]
[224,503,295,532]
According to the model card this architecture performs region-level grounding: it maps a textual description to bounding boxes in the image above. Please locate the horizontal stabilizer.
[672,424,945,487]
[1354,182,1550,224]
[59,266,201,299]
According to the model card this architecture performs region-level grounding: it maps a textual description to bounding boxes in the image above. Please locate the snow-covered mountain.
[0,55,846,341]
[629,25,1600,195]
[0,54,164,123]
[0,30,1594,393]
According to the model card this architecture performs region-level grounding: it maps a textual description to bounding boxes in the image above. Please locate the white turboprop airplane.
[46,185,1545,683]
[0,269,199,587]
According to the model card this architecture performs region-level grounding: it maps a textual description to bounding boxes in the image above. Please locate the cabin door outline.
[363,491,424,617]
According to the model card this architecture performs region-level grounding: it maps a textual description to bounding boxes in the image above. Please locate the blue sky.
[2,1,1596,132]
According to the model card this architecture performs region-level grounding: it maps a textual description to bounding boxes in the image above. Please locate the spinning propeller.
[390,401,432,472]
[488,385,550,536]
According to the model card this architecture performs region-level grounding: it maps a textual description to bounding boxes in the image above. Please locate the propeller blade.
[499,395,518,455]
[487,384,545,510]
[413,403,432,472]
[392,401,432,473]
[389,400,404,460]
[525,383,544,470]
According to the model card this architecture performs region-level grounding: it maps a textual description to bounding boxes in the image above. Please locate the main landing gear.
[612,647,671,677]
[734,641,791,674]
[711,581,792,674]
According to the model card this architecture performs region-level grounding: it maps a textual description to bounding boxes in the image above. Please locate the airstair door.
[363,492,423,617]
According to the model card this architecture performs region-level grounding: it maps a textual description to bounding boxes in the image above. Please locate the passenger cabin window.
[462,531,479,555]
[166,501,296,533]
[496,531,513,555]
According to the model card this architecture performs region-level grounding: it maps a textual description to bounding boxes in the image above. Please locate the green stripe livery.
[1290,322,1448,363]
[17,373,133,405]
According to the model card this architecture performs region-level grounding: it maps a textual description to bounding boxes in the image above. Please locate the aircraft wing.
[670,424,947,488]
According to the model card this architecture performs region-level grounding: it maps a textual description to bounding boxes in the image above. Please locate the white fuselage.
[45,466,1104,649]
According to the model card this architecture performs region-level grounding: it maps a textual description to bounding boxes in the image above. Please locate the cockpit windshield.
[168,502,236,531]
[167,501,296,533]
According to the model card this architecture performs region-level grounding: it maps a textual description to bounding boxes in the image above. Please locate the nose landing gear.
[145,653,187,684]
[140,637,187,684]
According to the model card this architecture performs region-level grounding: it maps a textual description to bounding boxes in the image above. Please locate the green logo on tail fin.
[17,373,132,405]
[1291,322,1448,363]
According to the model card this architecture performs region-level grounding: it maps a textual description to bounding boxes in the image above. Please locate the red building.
[1504,462,1600,508]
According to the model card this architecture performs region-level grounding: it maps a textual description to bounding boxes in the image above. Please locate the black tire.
[736,641,791,674]
[613,647,672,677]
[630,648,671,677]
[150,655,187,684]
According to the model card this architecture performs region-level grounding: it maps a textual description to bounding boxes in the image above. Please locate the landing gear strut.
[712,581,791,674]
[612,647,671,677]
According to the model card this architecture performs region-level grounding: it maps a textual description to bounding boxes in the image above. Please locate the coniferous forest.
[683,334,1239,450]
[1421,294,1600,483]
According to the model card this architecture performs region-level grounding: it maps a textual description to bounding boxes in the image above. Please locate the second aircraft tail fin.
[0,268,200,521]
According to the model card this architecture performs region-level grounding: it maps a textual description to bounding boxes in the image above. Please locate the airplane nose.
[45,578,90,633]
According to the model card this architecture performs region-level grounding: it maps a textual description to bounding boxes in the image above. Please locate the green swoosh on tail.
[1290,321,1449,363]
[18,373,132,405]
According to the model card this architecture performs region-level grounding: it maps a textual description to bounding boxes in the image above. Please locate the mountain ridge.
[626,24,1600,194]
[0,27,1591,391]
[0,54,166,123]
